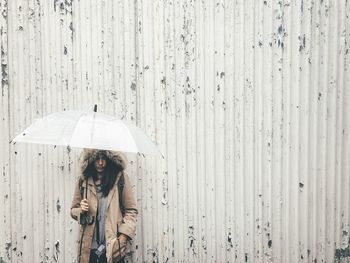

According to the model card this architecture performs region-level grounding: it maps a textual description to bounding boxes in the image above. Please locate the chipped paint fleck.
[335,239,350,262]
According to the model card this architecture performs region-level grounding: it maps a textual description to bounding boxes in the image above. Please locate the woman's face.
[94,154,107,174]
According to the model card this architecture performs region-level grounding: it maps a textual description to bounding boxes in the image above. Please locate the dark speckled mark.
[227,233,232,243]
[299,182,304,188]
[1,45,8,89]
[318,92,322,101]
[53,241,60,261]
[54,0,73,15]
[268,240,272,248]
[301,0,304,12]
[69,22,73,40]
[278,25,284,34]
[188,225,197,255]
[335,240,350,262]
[299,35,306,52]
[245,253,248,262]
[1,1,8,19]
[60,2,65,12]
[56,199,61,213]
[161,76,166,85]
[54,0,59,12]
[5,242,11,252]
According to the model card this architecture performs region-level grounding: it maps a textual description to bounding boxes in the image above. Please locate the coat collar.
[86,172,123,209]
[87,176,96,196]
[106,172,123,210]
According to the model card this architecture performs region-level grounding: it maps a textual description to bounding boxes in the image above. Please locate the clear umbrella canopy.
[12,110,160,155]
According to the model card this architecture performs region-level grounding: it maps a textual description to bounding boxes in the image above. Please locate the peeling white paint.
[0,0,350,262]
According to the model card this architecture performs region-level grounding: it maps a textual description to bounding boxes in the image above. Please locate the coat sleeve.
[70,178,83,222]
[118,172,138,240]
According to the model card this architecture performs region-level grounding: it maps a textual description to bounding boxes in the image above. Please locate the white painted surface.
[0,0,349,262]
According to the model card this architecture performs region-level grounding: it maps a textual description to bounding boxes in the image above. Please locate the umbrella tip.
[93,105,97,112]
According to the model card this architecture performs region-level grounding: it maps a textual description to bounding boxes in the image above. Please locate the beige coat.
[70,149,138,263]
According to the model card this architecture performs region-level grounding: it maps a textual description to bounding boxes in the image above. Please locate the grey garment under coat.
[91,184,108,250]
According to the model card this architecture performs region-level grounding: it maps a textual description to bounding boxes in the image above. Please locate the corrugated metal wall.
[0,0,349,262]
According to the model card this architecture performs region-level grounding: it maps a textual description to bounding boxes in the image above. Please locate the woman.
[71,149,138,263]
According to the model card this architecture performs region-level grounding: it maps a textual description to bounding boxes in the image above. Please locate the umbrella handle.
[85,179,88,199]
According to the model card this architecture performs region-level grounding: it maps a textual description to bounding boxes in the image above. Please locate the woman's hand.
[118,233,128,244]
[80,199,89,212]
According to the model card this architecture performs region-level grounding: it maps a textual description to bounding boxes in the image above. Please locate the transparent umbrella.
[12,110,160,155]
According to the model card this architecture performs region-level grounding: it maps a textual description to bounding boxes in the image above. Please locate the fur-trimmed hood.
[79,148,127,175]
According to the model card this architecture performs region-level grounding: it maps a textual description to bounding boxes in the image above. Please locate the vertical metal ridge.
[233,1,244,262]
[316,0,329,261]
[338,2,350,262]
[334,0,346,255]
[213,0,225,261]
[290,0,302,261]
[271,0,284,260]
[193,1,206,262]
[10,0,22,261]
[134,0,143,259]
[0,0,10,261]
[253,1,264,261]
[26,0,39,259]
[308,0,319,262]
[261,0,274,261]
[299,0,313,261]
[325,0,339,261]
[181,0,198,262]
[203,0,216,261]
[174,1,187,260]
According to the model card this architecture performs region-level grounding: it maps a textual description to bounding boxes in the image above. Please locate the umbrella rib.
[121,121,139,152]
[67,112,87,146]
